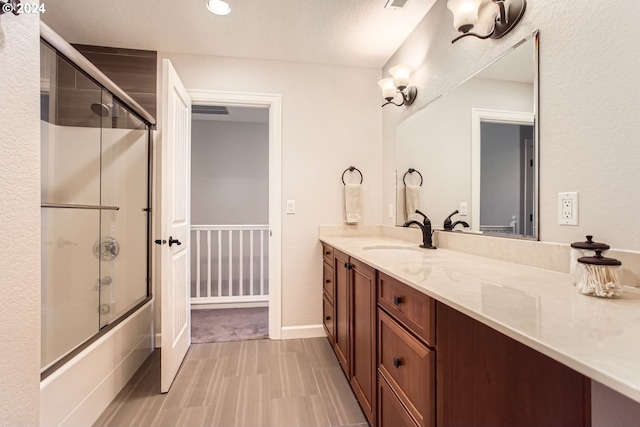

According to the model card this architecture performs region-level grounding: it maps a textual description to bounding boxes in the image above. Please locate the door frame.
[188,89,282,340]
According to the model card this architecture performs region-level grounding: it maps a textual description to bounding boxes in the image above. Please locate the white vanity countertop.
[320,235,640,404]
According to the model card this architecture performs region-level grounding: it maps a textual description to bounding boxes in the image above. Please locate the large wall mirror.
[396,31,539,240]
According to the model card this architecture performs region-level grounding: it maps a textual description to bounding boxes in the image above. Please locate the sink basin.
[363,245,423,253]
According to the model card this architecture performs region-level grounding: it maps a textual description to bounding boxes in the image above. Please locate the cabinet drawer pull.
[325,279,331,284]
[393,295,402,306]
[325,315,331,321]
[393,357,402,368]
[344,262,352,270]
[325,250,330,255]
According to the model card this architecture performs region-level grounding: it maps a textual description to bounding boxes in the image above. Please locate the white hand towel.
[405,185,421,222]
[345,184,362,224]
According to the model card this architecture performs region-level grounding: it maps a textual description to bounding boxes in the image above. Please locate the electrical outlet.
[558,192,578,225]
[459,202,468,216]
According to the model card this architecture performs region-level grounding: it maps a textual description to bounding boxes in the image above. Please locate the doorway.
[187,89,282,342]
[190,105,270,343]
[471,108,536,238]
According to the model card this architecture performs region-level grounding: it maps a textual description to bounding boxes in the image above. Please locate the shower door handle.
[168,236,182,247]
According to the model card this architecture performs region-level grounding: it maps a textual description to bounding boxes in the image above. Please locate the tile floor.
[93,337,368,427]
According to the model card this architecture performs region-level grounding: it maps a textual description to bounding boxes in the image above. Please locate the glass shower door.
[40,40,151,373]
[40,41,104,370]
[98,93,150,328]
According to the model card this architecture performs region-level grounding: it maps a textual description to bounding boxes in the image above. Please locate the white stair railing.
[191,225,269,307]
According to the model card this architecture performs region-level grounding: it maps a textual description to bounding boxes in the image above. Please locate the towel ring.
[402,168,423,186]
[342,166,363,185]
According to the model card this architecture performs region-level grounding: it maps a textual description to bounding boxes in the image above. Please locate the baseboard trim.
[191,301,269,310]
[157,324,325,346]
[280,324,326,340]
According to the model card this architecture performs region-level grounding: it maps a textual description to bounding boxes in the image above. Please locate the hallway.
[93,338,367,427]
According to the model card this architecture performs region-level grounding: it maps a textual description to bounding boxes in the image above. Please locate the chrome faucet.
[403,209,436,249]
[443,210,470,231]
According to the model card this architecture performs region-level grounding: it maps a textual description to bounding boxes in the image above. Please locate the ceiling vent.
[385,0,410,9]
[191,105,229,115]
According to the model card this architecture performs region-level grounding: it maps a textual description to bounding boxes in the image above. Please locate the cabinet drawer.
[323,296,335,346]
[378,272,435,346]
[323,261,334,303]
[322,243,334,265]
[379,373,419,427]
[378,309,435,427]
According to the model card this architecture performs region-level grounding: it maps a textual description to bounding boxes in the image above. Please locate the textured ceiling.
[41,0,437,68]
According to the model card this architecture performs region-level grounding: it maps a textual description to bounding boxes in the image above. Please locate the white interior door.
[160,59,191,393]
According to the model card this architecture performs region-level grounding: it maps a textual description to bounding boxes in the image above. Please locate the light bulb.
[207,0,231,16]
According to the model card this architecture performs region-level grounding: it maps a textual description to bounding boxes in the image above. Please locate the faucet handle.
[444,210,459,231]
[415,209,430,224]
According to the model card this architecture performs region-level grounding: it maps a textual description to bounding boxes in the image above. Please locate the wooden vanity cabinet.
[322,242,591,427]
[436,302,591,427]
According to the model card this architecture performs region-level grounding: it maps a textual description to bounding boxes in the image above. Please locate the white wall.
[0,12,41,426]
[382,0,640,252]
[191,119,268,225]
[382,0,640,422]
[158,53,382,330]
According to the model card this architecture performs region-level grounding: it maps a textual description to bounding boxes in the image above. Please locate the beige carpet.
[191,307,269,344]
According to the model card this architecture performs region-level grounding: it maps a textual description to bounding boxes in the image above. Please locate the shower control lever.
[168,236,182,247]
[154,239,167,245]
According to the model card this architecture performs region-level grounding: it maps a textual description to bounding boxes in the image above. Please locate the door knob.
[168,236,182,247]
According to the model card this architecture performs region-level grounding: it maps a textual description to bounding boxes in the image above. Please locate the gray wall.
[191,119,268,225]
[480,122,521,227]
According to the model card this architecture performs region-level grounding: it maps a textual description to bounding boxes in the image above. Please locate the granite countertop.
[319,234,640,404]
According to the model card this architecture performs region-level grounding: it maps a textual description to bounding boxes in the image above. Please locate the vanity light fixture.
[207,0,231,16]
[446,0,526,43]
[378,64,417,107]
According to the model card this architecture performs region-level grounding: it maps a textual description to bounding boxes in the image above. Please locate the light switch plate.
[286,199,295,214]
[558,192,578,225]
[459,202,468,216]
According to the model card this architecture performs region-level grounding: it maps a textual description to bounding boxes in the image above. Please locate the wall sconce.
[378,65,418,107]
[446,0,526,43]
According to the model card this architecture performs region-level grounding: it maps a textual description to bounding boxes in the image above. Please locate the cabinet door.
[379,373,419,427]
[350,258,376,426]
[333,249,350,376]
[378,309,434,427]
[436,302,590,427]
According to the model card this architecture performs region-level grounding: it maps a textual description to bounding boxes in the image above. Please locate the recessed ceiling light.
[207,0,231,16]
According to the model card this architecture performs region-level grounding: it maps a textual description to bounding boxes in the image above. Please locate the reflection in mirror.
[396,31,538,240]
